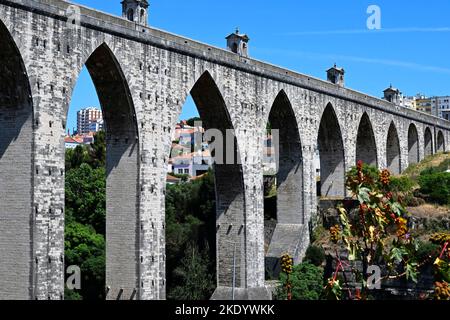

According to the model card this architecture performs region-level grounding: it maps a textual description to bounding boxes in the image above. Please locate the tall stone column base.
[265,224,309,278]
[211,286,272,300]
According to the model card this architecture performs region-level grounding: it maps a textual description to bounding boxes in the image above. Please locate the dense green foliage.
[64,132,106,300]
[65,131,106,171]
[166,170,216,300]
[65,222,105,300]
[169,244,215,300]
[65,164,106,234]
[276,263,324,300]
[186,117,202,127]
[389,175,415,194]
[304,245,326,267]
[419,171,450,205]
[346,163,379,189]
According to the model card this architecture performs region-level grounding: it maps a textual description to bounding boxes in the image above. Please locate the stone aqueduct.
[0,0,449,300]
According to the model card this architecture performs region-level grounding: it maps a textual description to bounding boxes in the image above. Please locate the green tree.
[165,170,217,299]
[88,130,106,169]
[419,172,450,205]
[65,145,89,171]
[277,262,324,300]
[168,243,215,300]
[65,221,105,300]
[186,117,202,127]
[65,163,106,234]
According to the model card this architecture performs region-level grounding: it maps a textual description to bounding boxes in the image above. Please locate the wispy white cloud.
[279,27,450,36]
[253,48,450,75]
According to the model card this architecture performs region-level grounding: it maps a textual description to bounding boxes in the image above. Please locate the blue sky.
[67,0,450,133]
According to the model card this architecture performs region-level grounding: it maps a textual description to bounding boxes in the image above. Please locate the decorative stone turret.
[327,63,345,87]
[122,0,149,26]
[226,28,250,57]
[384,84,401,104]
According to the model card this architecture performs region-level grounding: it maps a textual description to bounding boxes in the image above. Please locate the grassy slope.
[403,152,450,182]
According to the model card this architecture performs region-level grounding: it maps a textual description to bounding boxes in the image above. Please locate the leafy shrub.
[419,172,450,205]
[390,176,415,194]
[304,245,325,266]
[414,240,441,263]
[65,163,106,234]
[390,175,416,206]
[276,263,324,300]
[65,222,105,300]
[346,163,379,189]
[327,162,420,299]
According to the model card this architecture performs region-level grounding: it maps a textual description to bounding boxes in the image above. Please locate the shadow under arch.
[317,103,346,198]
[264,90,305,277]
[408,123,420,166]
[167,71,247,298]
[424,127,433,156]
[356,112,378,167]
[68,43,140,300]
[386,121,401,174]
[0,19,34,299]
[437,130,445,152]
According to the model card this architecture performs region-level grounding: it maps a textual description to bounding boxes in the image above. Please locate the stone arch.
[0,19,34,299]
[168,71,247,296]
[317,103,345,197]
[356,112,378,167]
[267,90,303,223]
[264,90,304,275]
[386,122,401,174]
[424,127,433,156]
[68,43,140,300]
[437,130,445,152]
[408,123,420,166]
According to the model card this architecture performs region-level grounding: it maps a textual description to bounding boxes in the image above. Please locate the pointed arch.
[386,122,401,174]
[317,103,345,197]
[424,127,433,156]
[356,113,378,167]
[264,90,304,275]
[0,19,34,299]
[437,130,445,152]
[408,123,420,166]
[190,71,234,133]
[69,42,140,300]
[267,90,303,223]
[168,70,247,293]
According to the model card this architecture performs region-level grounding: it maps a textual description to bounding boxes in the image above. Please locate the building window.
[140,9,145,22]
[177,169,183,174]
[231,43,238,53]
[127,9,134,21]
[184,169,189,174]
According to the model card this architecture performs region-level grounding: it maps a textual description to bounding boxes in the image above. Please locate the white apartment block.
[77,107,103,134]
[431,96,450,118]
